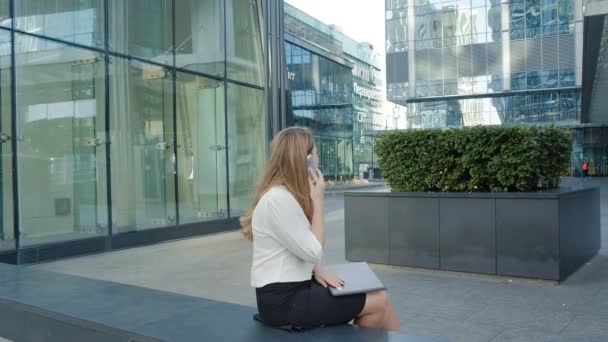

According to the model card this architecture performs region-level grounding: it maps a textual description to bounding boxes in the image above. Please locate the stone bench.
[0,263,444,341]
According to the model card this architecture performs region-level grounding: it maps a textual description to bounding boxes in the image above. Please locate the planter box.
[345,187,601,281]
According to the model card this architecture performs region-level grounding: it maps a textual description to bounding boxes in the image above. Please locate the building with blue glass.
[386,0,608,176]
[284,3,385,180]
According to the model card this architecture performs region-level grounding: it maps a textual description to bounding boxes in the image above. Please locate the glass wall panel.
[320,137,338,180]
[227,83,265,217]
[109,0,172,65]
[109,57,175,232]
[226,0,263,86]
[542,0,558,36]
[176,72,227,223]
[15,35,108,246]
[405,90,580,129]
[0,30,13,250]
[386,16,407,53]
[557,0,574,34]
[175,0,225,77]
[345,140,353,178]
[15,0,104,47]
[0,0,10,27]
[526,0,541,38]
[572,128,608,177]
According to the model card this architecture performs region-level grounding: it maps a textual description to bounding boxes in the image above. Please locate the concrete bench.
[0,263,444,342]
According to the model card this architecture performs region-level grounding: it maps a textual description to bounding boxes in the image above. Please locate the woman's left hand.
[314,270,345,289]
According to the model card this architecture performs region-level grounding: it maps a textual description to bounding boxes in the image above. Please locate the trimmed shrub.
[374,126,573,192]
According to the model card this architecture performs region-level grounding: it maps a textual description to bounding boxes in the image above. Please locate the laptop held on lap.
[323,262,386,296]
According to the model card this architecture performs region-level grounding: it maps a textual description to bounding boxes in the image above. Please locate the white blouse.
[250,186,323,288]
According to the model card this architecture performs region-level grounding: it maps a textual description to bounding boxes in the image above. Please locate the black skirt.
[255,277,366,329]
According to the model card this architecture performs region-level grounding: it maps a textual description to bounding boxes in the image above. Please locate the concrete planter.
[345,187,601,281]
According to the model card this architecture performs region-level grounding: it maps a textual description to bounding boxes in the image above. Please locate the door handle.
[0,133,11,143]
[84,138,107,147]
[156,142,181,150]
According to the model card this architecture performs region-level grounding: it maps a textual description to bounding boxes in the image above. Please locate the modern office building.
[385,0,608,176]
[337,34,386,178]
[0,0,280,264]
[284,3,385,180]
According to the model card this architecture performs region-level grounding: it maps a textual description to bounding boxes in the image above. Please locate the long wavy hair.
[240,127,315,240]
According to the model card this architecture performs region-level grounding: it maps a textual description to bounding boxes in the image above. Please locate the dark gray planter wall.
[345,188,601,281]
[440,198,496,274]
[345,196,389,264]
[388,198,440,269]
[558,188,601,280]
[496,199,559,280]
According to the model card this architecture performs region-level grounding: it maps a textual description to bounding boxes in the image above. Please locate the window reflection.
[559,68,575,87]
[406,90,580,129]
[226,0,264,86]
[0,0,8,26]
[15,0,104,47]
[526,0,541,38]
[0,30,12,250]
[527,71,542,89]
[285,41,354,180]
[175,0,225,77]
[176,73,228,223]
[227,84,265,217]
[0,0,268,251]
[109,58,176,233]
[541,70,559,88]
[109,0,173,64]
[386,16,407,53]
[15,35,108,246]
[542,0,558,36]
[557,0,574,33]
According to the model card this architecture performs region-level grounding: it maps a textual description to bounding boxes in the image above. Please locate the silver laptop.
[324,262,386,296]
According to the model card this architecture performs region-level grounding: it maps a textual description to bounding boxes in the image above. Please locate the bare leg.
[354,290,400,331]
[355,310,385,328]
[383,297,401,332]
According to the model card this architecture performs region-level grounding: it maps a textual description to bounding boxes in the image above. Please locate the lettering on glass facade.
[354,82,379,101]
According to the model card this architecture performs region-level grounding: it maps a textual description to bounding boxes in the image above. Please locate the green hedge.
[374,126,573,192]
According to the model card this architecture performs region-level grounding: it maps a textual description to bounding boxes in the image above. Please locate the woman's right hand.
[308,168,325,205]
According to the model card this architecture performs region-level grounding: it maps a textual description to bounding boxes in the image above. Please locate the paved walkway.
[32,179,608,342]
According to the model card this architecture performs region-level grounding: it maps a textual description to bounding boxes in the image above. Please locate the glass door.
[140,70,176,227]
[0,30,13,251]
[109,59,176,232]
[226,83,265,217]
[72,61,108,236]
[15,35,108,246]
[176,73,227,223]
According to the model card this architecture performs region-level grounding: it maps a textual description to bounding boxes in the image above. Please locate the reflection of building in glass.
[0,0,269,262]
[284,41,354,180]
[284,3,384,180]
[386,0,608,176]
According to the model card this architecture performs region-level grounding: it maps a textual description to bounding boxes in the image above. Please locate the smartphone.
[307,154,316,170]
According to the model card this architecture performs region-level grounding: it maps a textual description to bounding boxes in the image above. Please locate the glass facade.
[284,3,385,180]
[284,41,354,180]
[385,0,608,174]
[333,33,384,180]
[407,90,581,128]
[352,57,384,179]
[0,0,266,254]
[571,127,608,177]
[386,0,581,126]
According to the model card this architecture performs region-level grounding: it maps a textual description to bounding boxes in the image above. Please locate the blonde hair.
[240,127,315,240]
